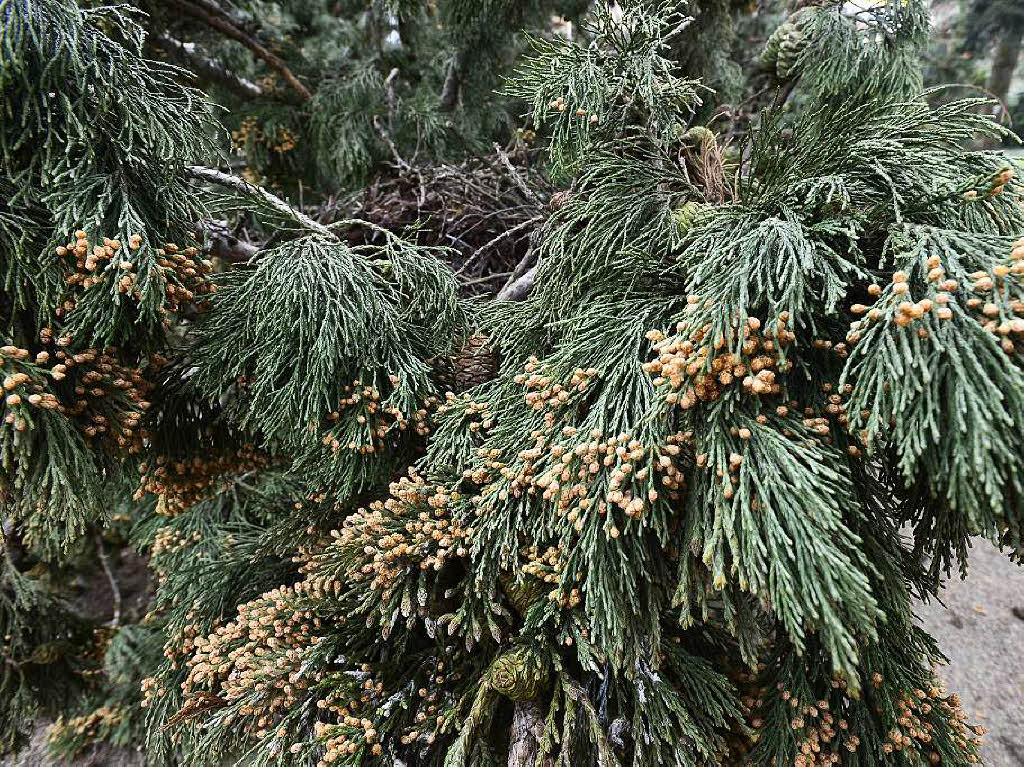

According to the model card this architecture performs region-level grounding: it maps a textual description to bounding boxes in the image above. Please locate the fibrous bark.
[507,699,545,767]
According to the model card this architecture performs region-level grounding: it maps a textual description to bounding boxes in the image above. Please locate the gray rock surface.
[917,542,1024,766]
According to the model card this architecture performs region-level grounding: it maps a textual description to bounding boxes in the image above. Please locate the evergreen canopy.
[0,0,1021,765]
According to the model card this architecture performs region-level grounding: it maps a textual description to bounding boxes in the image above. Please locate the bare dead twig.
[320,152,548,297]
[459,271,513,287]
[94,532,121,628]
[457,216,542,276]
[164,692,227,729]
[494,143,545,208]
[373,115,411,172]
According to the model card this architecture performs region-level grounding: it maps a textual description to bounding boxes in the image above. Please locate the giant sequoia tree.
[1,0,1022,765]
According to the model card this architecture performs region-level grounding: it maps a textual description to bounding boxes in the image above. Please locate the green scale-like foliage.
[148,1,1003,763]
[0,0,218,553]
[296,3,1008,763]
[1,0,216,340]
[507,0,703,178]
[48,624,167,762]
[142,0,583,190]
[760,0,929,108]
[0,554,94,752]
[844,224,1024,571]
[1,0,1021,765]
[189,225,468,497]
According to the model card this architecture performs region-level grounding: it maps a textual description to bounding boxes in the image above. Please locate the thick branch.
[988,25,1023,123]
[189,0,245,23]
[202,219,260,263]
[493,143,545,209]
[151,33,263,99]
[167,0,313,102]
[185,166,334,238]
[496,264,536,301]
[496,224,541,302]
[507,699,544,767]
[439,52,464,112]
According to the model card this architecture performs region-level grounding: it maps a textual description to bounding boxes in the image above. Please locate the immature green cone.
[488,644,550,701]
[672,201,709,234]
[498,570,547,617]
[681,126,716,146]
[768,8,816,79]
[759,23,785,71]
[775,24,805,79]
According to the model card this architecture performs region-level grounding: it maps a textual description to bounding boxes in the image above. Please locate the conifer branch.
[184,166,334,237]
[493,144,545,208]
[202,219,260,263]
[150,33,263,99]
[457,216,541,276]
[189,0,245,23]
[5,1,1021,763]
[372,114,411,171]
[439,53,464,112]
[166,0,313,101]
[495,264,536,301]
[186,167,412,249]
[507,699,544,767]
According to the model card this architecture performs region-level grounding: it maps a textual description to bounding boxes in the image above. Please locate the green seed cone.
[488,644,550,701]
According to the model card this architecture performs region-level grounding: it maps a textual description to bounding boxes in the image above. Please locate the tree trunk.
[989,25,1023,121]
[507,699,544,767]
